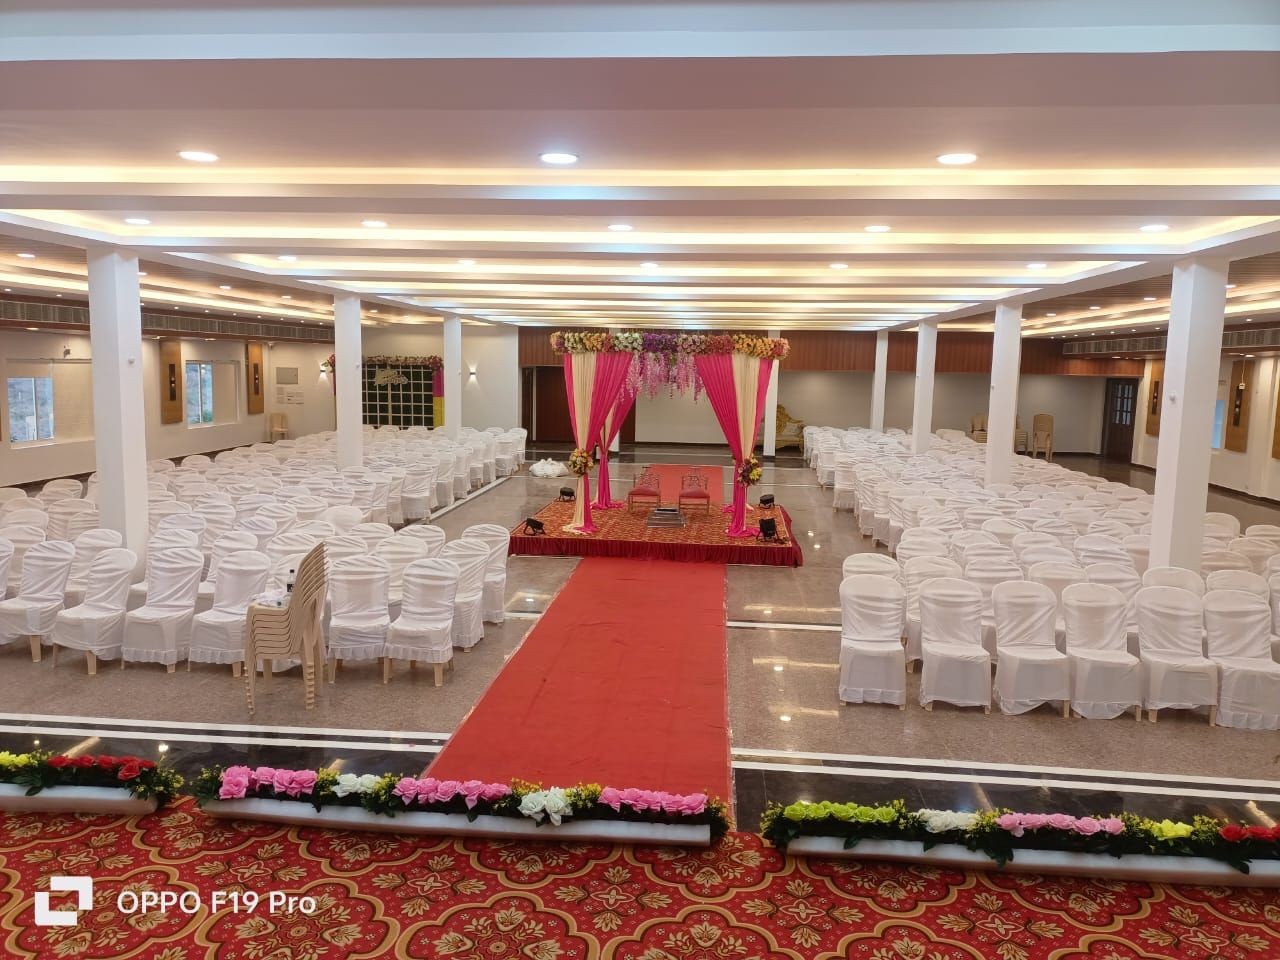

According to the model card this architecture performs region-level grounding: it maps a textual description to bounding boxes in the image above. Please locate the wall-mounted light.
[469,366,478,378]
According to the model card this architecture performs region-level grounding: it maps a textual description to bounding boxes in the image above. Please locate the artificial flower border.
[761,800,1280,874]
[0,751,183,805]
[194,766,730,840]
[550,330,789,361]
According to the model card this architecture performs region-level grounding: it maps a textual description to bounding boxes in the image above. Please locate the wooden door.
[1102,378,1138,461]
[532,366,574,442]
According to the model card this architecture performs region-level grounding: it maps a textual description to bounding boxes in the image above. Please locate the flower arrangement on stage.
[568,446,596,475]
[194,766,730,838]
[0,750,183,805]
[738,455,763,486]
[761,799,1280,872]
[365,355,444,370]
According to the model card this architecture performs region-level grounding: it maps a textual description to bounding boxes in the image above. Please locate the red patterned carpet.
[4,799,1280,959]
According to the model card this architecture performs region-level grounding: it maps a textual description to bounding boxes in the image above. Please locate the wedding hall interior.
[2,1,1280,956]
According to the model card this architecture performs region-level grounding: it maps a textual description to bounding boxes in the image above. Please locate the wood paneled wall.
[158,339,183,424]
[1225,359,1255,453]
[1145,360,1165,437]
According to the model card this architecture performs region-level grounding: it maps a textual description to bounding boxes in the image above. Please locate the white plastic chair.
[0,539,76,659]
[918,577,991,712]
[385,558,461,685]
[122,547,205,670]
[838,574,906,707]
[440,539,489,650]
[1064,582,1142,720]
[397,524,447,557]
[326,555,391,676]
[1136,585,1217,723]
[189,550,270,675]
[462,523,511,623]
[49,548,138,673]
[992,580,1070,716]
[1204,589,1280,731]
[902,555,961,670]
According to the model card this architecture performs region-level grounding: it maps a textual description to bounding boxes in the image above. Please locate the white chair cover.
[918,577,991,710]
[189,551,271,665]
[122,547,205,665]
[1202,549,1254,574]
[397,524,447,557]
[1228,537,1279,574]
[463,523,511,623]
[374,536,429,606]
[51,548,138,662]
[386,558,461,665]
[236,514,278,552]
[45,499,98,541]
[0,540,75,644]
[838,574,906,706]
[197,530,259,606]
[3,508,49,531]
[324,535,367,567]
[0,538,11,601]
[64,529,125,606]
[902,555,961,667]
[401,464,436,520]
[327,555,391,663]
[321,505,364,534]
[1136,585,1217,714]
[1205,569,1269,599]
[1143,566,1204,596]
[1204,589,1280,730]
[440,539,489,649]
[963,557,1024,655]
[351,522,395,553]
[841,553,901,581]
[1063,582,1142,720]
[992,580,1070,715]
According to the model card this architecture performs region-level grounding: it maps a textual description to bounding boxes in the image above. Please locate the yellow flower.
[0,751,31,769]
[1148,819,1193,840]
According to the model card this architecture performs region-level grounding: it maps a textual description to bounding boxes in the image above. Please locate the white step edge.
[203,798,712,846]
[0,782,159,816]
[786,837,1280,886]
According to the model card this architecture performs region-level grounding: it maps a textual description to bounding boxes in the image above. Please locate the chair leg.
[261,659,272,689]
[1208,709,1216,727]
[1148,708,1157,723]
[50,643,58,667]
[983,705,991,715]
[1135,705,1142,721]
[28,637,40,663]
[166,662,176,674]
[924,701,933,712]
[1062,701,1070,719]
[86,651,97,676]
[232,660,242,678]
[382,656,391,684]
[433,662,444,687]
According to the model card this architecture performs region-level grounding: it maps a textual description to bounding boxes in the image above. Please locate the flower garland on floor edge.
[761,800,1280,873]
[194,766,730,840]
[0,751,183,805]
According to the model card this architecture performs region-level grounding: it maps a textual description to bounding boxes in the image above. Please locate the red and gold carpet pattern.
[4,800,1280,959]
[510,465,803,567]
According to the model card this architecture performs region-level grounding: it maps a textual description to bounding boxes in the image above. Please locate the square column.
[911,321,938,453]
[442,314,462,439]
[87,246,148,560]
[985,304,1023,487]
[870,329,889,431]
[333,294,363,468]
[762,327,781,457]
[1150,257,1229,571]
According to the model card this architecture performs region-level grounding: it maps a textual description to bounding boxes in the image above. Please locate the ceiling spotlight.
[282,294,292,299]
[218,284,231,290]
[936,152,978,165]
[370,309,379,314]
[1026,262,1047,269]
[277,255,297,261]
[178,150,219,163]
[829,262,849,270]
[17,253,35,259]
[1045,312,1057,317]
[1246,317,1254,322]
[1227,283,1237,289]
[457,259,476,267]
[539,151,579,165]
[1089,305,1101,310]
[138,271,147,276]
[25,326,37,331]
[361,219,387,228]
[1139,223,1169,233]
[864,224,892,233]
[124,217,151,226]
[55,293,62,297]
[1143,296,1156,301]
[607,223,633,232]
[641,261,660,270]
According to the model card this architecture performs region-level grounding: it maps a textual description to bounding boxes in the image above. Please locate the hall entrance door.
[1101,378,1139,461]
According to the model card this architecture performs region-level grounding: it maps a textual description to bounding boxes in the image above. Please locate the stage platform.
[509,464,803,567]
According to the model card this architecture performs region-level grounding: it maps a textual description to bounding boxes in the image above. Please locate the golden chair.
[776,405,806,451]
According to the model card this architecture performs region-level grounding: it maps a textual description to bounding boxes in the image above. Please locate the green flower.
[782,802,812,822]
[1147,818,1194,840]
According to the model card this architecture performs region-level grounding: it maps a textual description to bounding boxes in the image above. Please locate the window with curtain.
[186,361,215,424]
[7,375,54,442]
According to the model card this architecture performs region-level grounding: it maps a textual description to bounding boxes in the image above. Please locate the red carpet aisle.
[7,800,1280,959]
[429,557,732,801]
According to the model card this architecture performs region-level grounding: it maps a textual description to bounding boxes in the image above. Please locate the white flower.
[518,788,573,826]
[333,773,380,798]
[916,809,980,834]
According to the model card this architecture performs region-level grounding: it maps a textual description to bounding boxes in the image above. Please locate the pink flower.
[393,777,419,806]
[271,769,294,795]
[481,782,511,802]
[251,766,276,787]
[435,780,461,803]
[996,813,1025,837]
[1021,813,1050,831]
[286,770,317,797]
[679,793,708,816]
[659,792,685,815]
[1074,817,1102,836]
[459,780,488,809]
[619,787,648,811]
[218,769,251,800]
[1099,817,1125,836]
[415,777,440,803]
[1047,813,1076,831]
[600,787,623,812]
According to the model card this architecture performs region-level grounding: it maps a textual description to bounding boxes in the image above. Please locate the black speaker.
[558,487,576,502]
[759,494,775,508]
[757,517,779,542]
[522,517,546,535]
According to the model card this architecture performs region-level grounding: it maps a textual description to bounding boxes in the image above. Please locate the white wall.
[634,390,726,443]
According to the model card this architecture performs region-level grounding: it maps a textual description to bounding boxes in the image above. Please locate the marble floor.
[3,445,1279,831]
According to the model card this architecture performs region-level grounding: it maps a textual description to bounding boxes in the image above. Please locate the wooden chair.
[776,405,806,451]
[678,473,712,514]
[1031,414,1054,460]
[969,414,988,441]
[627,471,662,513]
[243,542,327,715]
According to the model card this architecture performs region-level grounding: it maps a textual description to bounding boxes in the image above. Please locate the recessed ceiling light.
[124,217,151,226]
[361,219,387,228]
[641,261,660,270]
[370,309,379,314]
[539,151,578,165]
[55,293,62,297]
[25,326,37,331]
[829,262,848,270]
[1111,356,1121,359]
[1026,262,1047,269]
[1139,223,1169,233]
[1089,305,1101,310]
[1143,296,1156,301]
[1227,283,1237,289]
[1246,317,1254,322]
[277,255,297,261]
[1246,354,1255,358]
[178,150,219,163]
[282,295,292,299]
[3,289,10,292]
[864,224,892,233]
[458,259,476,267]
[607,223,633,232]
[203,309,210,313]
[204,337,215,341]
[219,284,231,290]
[1046,312,1057,317]
[779,714,792,722]
[17,253,35,259]
[936,152,977,165]
[138,271,147,276]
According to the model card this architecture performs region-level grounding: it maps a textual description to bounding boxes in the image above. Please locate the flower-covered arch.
[550,330,790,536]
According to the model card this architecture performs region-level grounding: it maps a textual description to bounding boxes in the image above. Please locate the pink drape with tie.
[563,351,634,533]
[593,383,639,510]
[695,354,774,536]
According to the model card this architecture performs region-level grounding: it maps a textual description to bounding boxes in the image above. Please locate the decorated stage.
[509,464,804,567]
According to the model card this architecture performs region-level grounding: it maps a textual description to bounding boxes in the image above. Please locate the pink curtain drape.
[694,354,774,536]
[593,383,638,509]
[563,352,634,533]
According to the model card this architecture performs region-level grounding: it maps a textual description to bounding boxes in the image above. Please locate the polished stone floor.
[3,445,1279,832]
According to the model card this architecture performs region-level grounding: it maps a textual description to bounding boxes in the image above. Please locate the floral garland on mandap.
[567,447,595,476]
[0,750,183,805]
[738,455,763,486]
[761,799,1280,873]
[194,766,730,839]
[550,331,789,399]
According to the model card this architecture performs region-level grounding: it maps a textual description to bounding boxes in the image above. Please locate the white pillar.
[443,314,462,439]
[911,321,938,454]
[86,246,148,560]
[870,330,889,431]
[333,294,363,468]
[985,304,1023,487]
[762,327,781,457]
[1150,257,1229,571]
